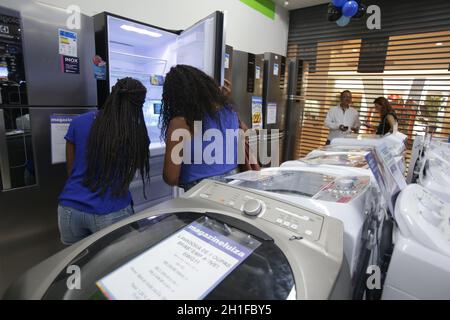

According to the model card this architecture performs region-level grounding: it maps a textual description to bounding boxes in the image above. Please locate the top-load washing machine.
[3,180,351,300]
[417,139,450,203]
[282,145,375,171]
[280,146,384,201]
[330,132,408,174]
[382,184,450,299]
[226,166,384,299]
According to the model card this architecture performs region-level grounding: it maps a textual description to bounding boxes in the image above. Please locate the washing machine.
[306,147,373,168]
[418,153,450,203]
[282,146,374,171]
[330,132,407,174]
[226,166,384,298]
[281,147,382,198]
[382,184,450,300]
[3,180,351,300]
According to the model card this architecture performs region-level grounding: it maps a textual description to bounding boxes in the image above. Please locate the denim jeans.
[58,205,133,245]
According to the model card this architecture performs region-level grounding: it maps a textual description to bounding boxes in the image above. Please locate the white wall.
[35,0,289,56]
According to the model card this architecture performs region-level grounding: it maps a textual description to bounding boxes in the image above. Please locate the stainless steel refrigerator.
[284,58,308,161]
[0,0,97,297]
[261,52,287,166]
[231,50,264,129]
[93,11,226,212]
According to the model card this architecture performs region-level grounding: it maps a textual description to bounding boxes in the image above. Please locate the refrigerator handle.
[0,109,12,190]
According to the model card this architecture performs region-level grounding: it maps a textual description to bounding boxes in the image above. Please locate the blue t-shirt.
[179,106,239,184]
[59,111,132,215]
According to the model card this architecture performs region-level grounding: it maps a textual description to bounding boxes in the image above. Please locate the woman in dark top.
[365,97,398,135]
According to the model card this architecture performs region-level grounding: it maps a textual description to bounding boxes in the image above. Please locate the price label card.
[58,29,77,57]
[267,103,277,125]
[251,96,263,129]
[96,218,261,300]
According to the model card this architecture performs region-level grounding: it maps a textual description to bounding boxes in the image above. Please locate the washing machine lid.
[395,184,450,257]
[319,145,375,153]
[42,212,295,300]
[302,153,369,169]
[333,133,382,142]
[229,170,370,203]
[331,133,406,156]
[423,158,450,188]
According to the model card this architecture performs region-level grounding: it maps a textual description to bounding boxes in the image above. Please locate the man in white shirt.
[324,90,361,144]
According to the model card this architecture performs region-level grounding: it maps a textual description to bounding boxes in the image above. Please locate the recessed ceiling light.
[436,42,443,46]
[120,25,162,38]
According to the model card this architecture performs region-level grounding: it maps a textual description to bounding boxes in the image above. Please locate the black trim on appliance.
[213,11,224,85]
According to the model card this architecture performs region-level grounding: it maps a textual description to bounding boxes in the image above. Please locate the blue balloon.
[342,1,359,17]
[332,0,347,8]
[336,15,351,27]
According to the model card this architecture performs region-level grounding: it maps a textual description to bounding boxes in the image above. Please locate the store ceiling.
[273,0,330,10]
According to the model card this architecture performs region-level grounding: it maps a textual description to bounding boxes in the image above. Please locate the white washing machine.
[3,180,351,300]
[418,154,450,203]
[226,166,383,298]
[281,147,380,193]
[282,146,374,171]
[330,132,407,174]
[382,184,450,300]
[408,136,450,184]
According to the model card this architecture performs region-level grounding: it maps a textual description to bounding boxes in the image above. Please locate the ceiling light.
[120,25,162,38]
[436,42,443,46]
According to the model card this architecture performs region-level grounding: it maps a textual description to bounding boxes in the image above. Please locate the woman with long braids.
[58,77,150,245]
[161,65,239,191]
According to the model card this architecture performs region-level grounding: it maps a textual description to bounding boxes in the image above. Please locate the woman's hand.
[362,122,376,133]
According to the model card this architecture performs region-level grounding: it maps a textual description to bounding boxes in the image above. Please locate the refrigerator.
[93,11,226,212]
[231,50,264,129]
[261,53,287,166]
[284,58,308,161]
[94,11,225,150]
[0,0,97,296]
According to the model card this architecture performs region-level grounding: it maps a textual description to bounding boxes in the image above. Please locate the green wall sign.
[240,0,276,20]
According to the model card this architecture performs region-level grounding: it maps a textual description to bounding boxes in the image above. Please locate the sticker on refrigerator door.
[50,114,79,164]
[273,63,279,76]
[251,96,263,129]
[267,103,277,125]
[255,66,261,80]
[93,55,106,80]
[58,29,77,57]
[150,74,165,86]
[61,55,79,74]
[224,53,230,69]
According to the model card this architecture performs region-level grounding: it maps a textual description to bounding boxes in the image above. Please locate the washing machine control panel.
[196,183,325,241]
[314,176,371,203]
[415,188,450,238]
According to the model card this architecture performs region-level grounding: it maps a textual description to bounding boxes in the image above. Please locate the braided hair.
[160,65,228,138]
[84,77,150,197]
